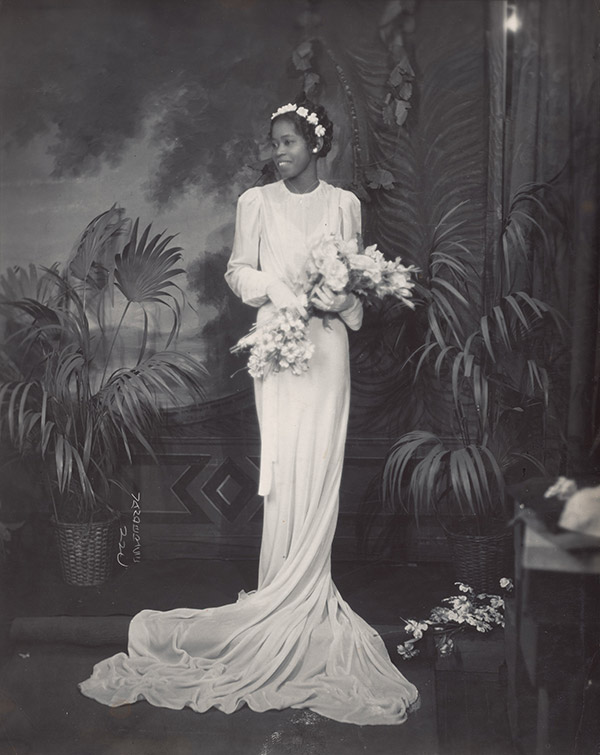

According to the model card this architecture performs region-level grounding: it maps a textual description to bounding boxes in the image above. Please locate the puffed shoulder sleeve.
[225,188,274,307]
[338,189,362,242]
[338,190,363,331]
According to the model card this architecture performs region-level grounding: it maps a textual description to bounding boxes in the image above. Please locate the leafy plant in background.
[382,182,569,532]
[341,1,492,438]
[339,7,574,554]
[0,206,206,525]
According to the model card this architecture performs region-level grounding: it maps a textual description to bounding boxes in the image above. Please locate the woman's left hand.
[311,285,353,313]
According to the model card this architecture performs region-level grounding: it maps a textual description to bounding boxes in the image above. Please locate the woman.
[79,97,419,726]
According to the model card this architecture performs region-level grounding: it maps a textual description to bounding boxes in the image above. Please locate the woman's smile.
[271,118,314,182]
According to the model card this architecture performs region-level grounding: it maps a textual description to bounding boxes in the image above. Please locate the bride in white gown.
[79,97,419,726]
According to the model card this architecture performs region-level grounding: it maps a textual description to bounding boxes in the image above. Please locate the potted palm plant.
[0,207,206,585]
[381,183,568,591]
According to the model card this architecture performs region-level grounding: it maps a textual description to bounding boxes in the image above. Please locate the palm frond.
[0,263,61,304]
[115,220,185,304]
[68,205,130,290]
[110,219,188,362]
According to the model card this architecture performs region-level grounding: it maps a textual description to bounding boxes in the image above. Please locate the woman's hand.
[311,285,353,313]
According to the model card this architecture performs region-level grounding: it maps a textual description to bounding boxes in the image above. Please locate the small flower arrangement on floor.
[397,578,514,659]
[232,235,418,378]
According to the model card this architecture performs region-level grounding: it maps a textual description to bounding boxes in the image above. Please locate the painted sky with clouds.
[0,0,306,395]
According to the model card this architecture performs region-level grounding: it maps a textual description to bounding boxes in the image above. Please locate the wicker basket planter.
[54,518,119,586]
[446,520,513,594]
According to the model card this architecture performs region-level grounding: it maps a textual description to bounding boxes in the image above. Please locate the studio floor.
[0,550,514,755]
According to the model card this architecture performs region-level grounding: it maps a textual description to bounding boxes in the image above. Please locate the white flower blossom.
[345,253,383,284]
[404,619,429,640]
[397,640,420,659]
[319,258,349,292]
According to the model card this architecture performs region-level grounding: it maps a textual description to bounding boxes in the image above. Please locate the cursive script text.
[117,492,142,567]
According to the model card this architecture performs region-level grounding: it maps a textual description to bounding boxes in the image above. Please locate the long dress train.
[79,180,419,725]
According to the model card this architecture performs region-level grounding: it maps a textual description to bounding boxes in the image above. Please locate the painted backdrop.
[0,0,363,399]
[0,0,493,557]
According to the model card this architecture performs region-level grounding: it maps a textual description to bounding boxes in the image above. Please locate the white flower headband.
[271,103,326,138]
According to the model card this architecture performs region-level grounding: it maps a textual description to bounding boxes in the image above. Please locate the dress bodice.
[225,180,362,306]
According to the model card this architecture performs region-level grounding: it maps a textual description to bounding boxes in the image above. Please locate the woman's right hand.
[310,285,353,313]
[266,279,303,312]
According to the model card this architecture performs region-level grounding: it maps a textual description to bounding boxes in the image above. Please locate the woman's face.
[271,118,313,181]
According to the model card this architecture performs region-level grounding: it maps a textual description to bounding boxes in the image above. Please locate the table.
[506,479,600,755]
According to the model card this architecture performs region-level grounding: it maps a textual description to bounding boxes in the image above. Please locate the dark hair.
[269,95,334,158]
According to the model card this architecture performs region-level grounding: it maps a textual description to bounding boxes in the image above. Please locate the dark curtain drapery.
[503,0,600,472]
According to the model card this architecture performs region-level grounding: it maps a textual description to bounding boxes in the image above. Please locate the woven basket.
[54,519,118,586]
[446,525,513,594]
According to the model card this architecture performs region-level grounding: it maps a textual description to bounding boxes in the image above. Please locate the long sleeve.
[338,190,364,331]
[225,188,274,307]
[338,189,362,242]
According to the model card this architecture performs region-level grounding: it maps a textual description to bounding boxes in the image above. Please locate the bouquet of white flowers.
[232,235,418,378]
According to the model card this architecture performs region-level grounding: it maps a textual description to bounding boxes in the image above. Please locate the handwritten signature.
[117,492,141,568]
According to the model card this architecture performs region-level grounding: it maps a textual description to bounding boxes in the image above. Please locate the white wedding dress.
[79,180,419,725]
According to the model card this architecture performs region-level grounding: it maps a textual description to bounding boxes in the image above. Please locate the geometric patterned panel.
[180,455,262,528]
[135,451,262,529]
[169,456,212,520]
[127,436,400,560]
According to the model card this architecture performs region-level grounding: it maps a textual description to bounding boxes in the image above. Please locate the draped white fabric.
[79,180,419,725]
